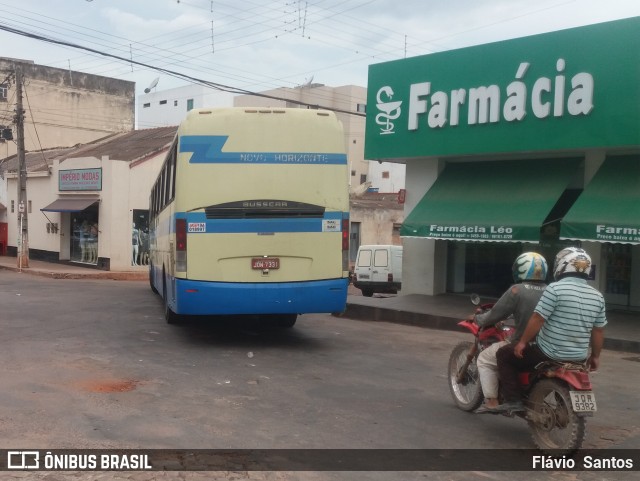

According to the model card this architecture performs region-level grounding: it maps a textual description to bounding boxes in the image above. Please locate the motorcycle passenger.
[473,252,548,414]
[495,247,607,413]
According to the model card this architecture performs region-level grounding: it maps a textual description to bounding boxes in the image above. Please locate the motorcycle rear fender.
[529,367,592,390]
[551,369,593,390]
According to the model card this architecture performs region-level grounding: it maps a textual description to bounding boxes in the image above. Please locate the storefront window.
[604,244,631,306]
[133,210,149,266]
[70,204,99,265]
[463,243,521,296]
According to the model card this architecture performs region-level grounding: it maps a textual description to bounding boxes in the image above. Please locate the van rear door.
[355,247,373,282]
[371,247,391,285]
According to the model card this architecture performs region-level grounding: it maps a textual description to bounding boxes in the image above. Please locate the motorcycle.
[447,294,597,453]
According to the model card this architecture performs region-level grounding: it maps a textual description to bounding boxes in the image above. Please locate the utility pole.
[15,65,29,269]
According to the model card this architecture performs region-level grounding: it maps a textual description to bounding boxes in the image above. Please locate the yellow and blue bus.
[149,108,350,326]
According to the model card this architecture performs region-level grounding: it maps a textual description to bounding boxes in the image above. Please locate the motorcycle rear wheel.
[448,341,483,411]
[527,378,586,454]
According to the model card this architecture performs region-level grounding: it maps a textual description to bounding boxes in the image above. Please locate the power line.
[0,1,374,101]
[0,0,583,119]
[0,2,370,108]
[0,6,362,107]
[0,23,365,117]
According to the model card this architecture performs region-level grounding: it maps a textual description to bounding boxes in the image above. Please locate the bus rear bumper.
[174,278,349,316]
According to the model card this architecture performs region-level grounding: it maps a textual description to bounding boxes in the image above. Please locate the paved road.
[1,271,638,480]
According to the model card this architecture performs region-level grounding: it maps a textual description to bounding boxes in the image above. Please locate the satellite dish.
[144,77,160,94]
[350,181,372,197]
[298,75,314,88]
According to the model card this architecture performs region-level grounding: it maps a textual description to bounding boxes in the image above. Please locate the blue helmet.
[512,252,548,282]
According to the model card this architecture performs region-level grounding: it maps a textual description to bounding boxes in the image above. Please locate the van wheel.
[361,289,374,297]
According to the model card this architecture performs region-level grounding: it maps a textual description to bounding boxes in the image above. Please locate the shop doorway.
[0,222,7,255]
[604,244,632,307]
[132,210,149,266]
[349,222,360,266]
[463,243,522,297]
[70,203,99,265]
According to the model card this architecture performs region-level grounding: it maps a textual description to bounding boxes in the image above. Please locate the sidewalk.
[1,256,638,353]
[0,256,147,280]
[340,292,640,354]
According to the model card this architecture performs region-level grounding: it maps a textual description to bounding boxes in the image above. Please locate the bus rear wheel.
[149,264,159,294]
[163,274,181,325]
[263,314,297,328]
[277,314,297,328]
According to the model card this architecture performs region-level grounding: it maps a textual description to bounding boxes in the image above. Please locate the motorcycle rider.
[472,252,548,413]
[496,247,607,412]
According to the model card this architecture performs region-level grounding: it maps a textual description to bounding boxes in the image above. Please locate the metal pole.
[15,65,29,268]
[18,213,23,272]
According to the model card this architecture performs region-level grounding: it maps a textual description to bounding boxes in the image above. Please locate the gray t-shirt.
[475,282,546,341]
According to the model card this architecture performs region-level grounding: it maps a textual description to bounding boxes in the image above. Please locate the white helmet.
[512,252,548,282]
[553,247,592,280]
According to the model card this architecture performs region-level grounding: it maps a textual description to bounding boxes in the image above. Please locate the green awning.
[561,156,640,244]
[401,159,580,243]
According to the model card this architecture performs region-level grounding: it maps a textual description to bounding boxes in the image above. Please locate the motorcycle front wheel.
[447,341,483,411]
[527,378,586,454]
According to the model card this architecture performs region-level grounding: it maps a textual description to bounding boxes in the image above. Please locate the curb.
[0,264,147,281]
[339,303,640,354]
[336,303,463,332]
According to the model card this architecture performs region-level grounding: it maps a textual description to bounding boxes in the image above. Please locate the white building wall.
[0,170,7,223]
[106,159,130,269]
[137,84,235,128]
[5,152,165,271]
[401,158,446,296]
[367,161,406,193]
[6,172,58,254]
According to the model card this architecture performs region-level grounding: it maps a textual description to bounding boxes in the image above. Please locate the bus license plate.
[569,391,597,412]
[252,258,280,269]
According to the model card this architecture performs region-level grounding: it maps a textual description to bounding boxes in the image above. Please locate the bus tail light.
[176,218,187,272]
[342,218,349,272]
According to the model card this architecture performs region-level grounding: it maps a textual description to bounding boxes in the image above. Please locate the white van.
[353,245,402,297]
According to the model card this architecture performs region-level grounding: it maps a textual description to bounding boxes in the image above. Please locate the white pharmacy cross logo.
[375,86,402,135]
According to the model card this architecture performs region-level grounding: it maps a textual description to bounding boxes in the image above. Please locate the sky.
[0,0,638,97]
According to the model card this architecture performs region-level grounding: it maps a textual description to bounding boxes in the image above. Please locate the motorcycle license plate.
[570,391,597,412]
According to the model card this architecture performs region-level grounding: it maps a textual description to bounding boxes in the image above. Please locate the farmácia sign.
[365,17,640,160]
[402,58,592,130]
